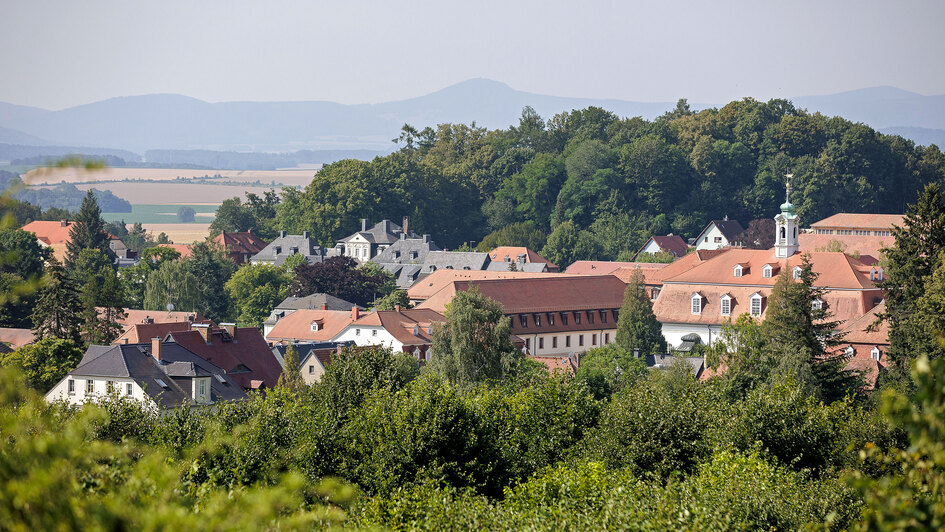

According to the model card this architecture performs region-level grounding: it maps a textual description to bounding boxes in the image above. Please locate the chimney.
[321,304,328,310]
[395,304,401,313]
[152,337,162,361]
[280,230,287,238]
[361,218,368,231]
[142,315,154,324]
[221,322,237,339]
[382,220,391,232]
[192,323,211,343]
[400,232,405,240]
[186,314,195,322]
[60,220,69,227]
[303,230,310,239]
[351,306,360,321]
[423,234,430,243]
[403,216,409,236]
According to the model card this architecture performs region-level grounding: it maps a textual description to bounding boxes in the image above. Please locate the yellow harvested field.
[35,182,285,204]
[140,223,211,244]
[22,167,316,187]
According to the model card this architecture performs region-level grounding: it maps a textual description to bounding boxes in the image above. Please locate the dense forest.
[0,171,131,213]
[210,99,945,265]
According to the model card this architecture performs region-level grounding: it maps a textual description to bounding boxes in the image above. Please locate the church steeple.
[774,174,799,258]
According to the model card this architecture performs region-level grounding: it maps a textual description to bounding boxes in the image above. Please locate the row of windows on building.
[814,229,891,236]
[692,293,823,317]
[845,345,882,361]
[517,309,618,328]
[68,379,134,396]
[734,264,804,279]
[524,332,609,351]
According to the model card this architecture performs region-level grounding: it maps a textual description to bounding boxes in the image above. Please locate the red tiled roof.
[487,246,559,271]
[0,328,34,349]
[565,261,667,276]
[114,309,208,330]
[839,301,888,345]
[347,308,445,346]
[156,244,193,258]
[213,231,267,255]
[844,356,882,389]
[611,250,724,286]
[810,213,903,230]
[798,233,892,261]
[267,309,356,343]
[167,327,283,390]
[531,354,577,376]
[115,321,208,344]
[21,220,73,246]
[417,275,626,315]
[638,235,689,258]
[407,269,563,302]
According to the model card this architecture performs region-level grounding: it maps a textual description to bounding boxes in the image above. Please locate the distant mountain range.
[1,79,943,159]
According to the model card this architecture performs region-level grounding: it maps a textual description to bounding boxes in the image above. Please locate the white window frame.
[733,265,743,278]
[691,294,702,315]
[750,294,763,317]
[870,346,880,361]
[762,265,773,278]
[86,379,95,394]
[68,379,75,394]
[844,346,855,358]
[792,266,802,280]
[812,299,823,311]
[720,295,731,316]
[126,383,133,396]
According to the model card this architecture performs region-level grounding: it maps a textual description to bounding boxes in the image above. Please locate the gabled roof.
[611,252,716,285]
[154,244,193,258]
[0,328,34,349]
[21,220,73,246]
[696,219,745,242]
[370,236,441,264]
[810,213,903,230]
[798,233,892,261]
[637,235,689,258]
[422,251,489,272]
[273,293,358,312]
[565,261,658,275]
[486,246,559,271]
[114,309,208,330]
[266,309,357,343]
[115,321,208,344]
[417,275,626,314]
[272,341,352,371]
[339,220,415,245]
[840,301,889,345]
[167,327,283,390]
[406,269,561,302]
[213,231,267,255]
[343,308,445,346]
[252,234,325,262]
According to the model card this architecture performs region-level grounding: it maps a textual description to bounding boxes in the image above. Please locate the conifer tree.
[880,183,945,365]
[32,258,82,342]
[278,344,305,390]
[65,190,114,269]
[615,269,666,355]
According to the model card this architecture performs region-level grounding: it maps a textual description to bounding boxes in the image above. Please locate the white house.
[693,219,745,250]
[330,307,445,361]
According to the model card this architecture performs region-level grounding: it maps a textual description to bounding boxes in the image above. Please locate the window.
[520,314,528,327]
[600,310,607,323]
[750,294,763,317]
[310,321,320,332]
[199,379,207,396]
[565,336,571,347]
[155,378,168,389]
[587,311,594,324]
[792,266,802,280]
[126,383,133,396]
[68,380,75,394]
[720,295,731,316]
[552,337,557,348]
[714,236,722,243]
[691,294,702,314]
[870,347,880,361]
[538,337,544,349]
[844,346,855,358]
[548,313,555,325]
[86,379,94,394]
[604,333,610,344]
[574,312,581,324]
[650,287,661,300]
[106,381,115,393]
[733,265,743,278]
[525,338,530,350]
[812,299,823,311]
[579,335,584,346]
[355,328,361,336]
[533,314,541,326]
[592,334,598,346]
[309,365,315,374]
[763,265,773,278]
[372,329,377,336]
[561,313,568,325]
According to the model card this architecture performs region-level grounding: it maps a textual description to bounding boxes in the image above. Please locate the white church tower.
[774,174,799,258]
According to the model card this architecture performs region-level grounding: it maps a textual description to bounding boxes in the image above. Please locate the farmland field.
[33,181,285,204]
[21,167,316,187]
[140,223,212,244]
[102,204,218,224]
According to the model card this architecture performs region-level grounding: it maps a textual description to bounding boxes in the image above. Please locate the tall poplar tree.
[615,269,666,355]
[65,190,114,269]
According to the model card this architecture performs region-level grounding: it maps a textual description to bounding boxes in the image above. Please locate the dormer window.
[310,320,322,332]
[533,314,541,326]
[870,346,880,361]
[792,266,802,280]
[548,313,555,325]
[691,293,702,315]
[811,299,823,311]
[409,251,418,260]
[749,293,763,317]
[720,294,732,316]
[844,346,855,358]
[274,246,282,255]
[763,264,779,278]
[733,265,743,278]
[870,267,884,282]
[520,314,528,327]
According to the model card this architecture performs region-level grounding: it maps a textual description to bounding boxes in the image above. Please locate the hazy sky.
[2,0,943,110]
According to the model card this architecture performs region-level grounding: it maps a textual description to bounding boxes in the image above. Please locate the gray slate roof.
[645,354,705,378]
[370,236,441,265]
[69,342,247,409]
[275,293,358,312]
[252,233,327,264]
[422,251,489,272]
[710,220,746,241]
[339,220,418,245]
[485,261,548,272]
